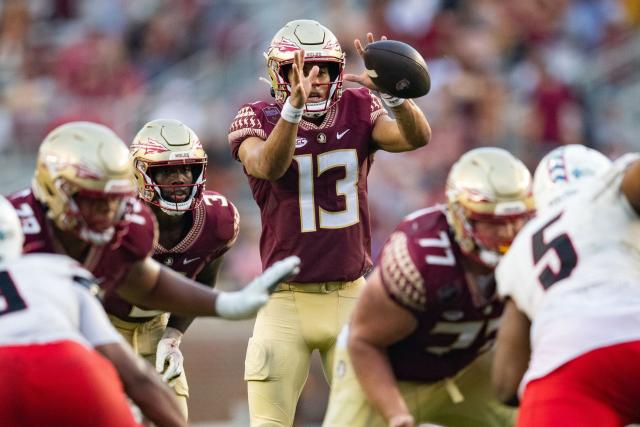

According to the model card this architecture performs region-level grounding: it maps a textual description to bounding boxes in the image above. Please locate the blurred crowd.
[1,0,639,285]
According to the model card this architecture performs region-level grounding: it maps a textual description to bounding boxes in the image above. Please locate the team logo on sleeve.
[262,106,281,125]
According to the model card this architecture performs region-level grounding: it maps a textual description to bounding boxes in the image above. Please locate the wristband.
[380,93,406,108]
[281,98,304,124]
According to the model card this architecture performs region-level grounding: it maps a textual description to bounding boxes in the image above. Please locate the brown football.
[363,40,430,98]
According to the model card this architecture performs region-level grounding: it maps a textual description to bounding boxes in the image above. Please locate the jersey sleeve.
[228,104,269,161]
[215,200,240,257]
[120,199,158,262]
[378,231,428,313]
[75,285,123,347]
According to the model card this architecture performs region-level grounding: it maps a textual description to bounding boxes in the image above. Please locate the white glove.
[215,256,301,320]
[155,327,184,382]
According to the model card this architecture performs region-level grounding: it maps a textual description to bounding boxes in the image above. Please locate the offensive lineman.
[322,148,534,427]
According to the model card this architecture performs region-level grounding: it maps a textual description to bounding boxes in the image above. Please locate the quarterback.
[228,19,431,426]
[0,196,186,427]
[102,119,239,419]
[8,121,299,323]
[322,148,533,427]
[493,146,640,426]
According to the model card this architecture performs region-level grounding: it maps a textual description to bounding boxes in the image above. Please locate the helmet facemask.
[136,160,207,216]
[52,179,134,246]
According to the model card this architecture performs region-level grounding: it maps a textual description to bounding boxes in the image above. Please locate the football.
[363,40,431,99]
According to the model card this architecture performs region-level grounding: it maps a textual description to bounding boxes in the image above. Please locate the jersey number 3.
[0,272,27,316]
[532,212,578,289]
[294,150,359,232]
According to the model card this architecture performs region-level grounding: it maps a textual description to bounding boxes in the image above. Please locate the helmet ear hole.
[270,87,275,98]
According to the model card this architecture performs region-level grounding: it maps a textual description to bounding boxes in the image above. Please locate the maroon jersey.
[8,189,156,294]
[377,206,504,383]
[103,190,239,322]
[228,87,387,282]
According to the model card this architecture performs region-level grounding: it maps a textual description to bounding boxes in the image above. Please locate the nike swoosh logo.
[183,257,200,265]
[336,129,350,140]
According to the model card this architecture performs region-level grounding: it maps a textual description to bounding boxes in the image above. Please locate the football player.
[227,19,431,426]
[102,119,239,419]
[7,121,299,324]
[0,195,186,427]
[493,149,640,426]
[322,148,534,427]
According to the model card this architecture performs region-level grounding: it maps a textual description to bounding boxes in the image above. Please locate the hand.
[288,49,319,108]
[155,327,184,382]
[388,414,415,427]
[344,32,388,91]
[215,256,301,320]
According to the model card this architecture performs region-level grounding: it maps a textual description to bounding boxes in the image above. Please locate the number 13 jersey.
[228,87,387,283]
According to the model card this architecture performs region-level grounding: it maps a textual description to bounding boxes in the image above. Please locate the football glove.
[155,327,184,382]
[215,255,301,320]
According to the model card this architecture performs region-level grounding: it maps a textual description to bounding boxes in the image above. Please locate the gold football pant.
[108,314,189,420]
[322,331,516,427]
[245,278,364,427]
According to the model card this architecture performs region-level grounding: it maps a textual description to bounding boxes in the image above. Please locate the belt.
[276,278,362,294]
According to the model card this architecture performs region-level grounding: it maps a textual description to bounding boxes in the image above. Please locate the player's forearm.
[166,314,195,333]
[142,267,219,316]
[97,343,186,427]
[349,336,411,422]
[253,120,299,181]
[391,100,431,149]
[125,364,188,427]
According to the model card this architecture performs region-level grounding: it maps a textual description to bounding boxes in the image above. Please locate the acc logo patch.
[262,106,281,125]
[295,137,308,148]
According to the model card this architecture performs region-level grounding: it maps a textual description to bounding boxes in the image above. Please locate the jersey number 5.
[532,212,578,289]
[0,272,27,316]
[294,150,359,232]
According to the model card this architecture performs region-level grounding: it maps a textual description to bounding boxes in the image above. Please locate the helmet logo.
[130,137,169,155]
[271,37,300,52]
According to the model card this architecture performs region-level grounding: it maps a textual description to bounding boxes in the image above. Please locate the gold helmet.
[130,119,207,215]
[266,19,345,118]
[32,121,136,245]
[446,147,535,267]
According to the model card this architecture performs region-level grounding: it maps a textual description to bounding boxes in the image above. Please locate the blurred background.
[0,0,639,425]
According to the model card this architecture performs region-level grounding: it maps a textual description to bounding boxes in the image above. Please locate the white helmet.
[446,147,535,267]
[533,145,612,211]
[266,19,345,118]
[0,196,24,261]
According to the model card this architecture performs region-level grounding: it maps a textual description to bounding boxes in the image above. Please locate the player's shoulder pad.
[120,199,158,260]
[17,253,94,281]
[379,230,427,313]
[201,190,239,247]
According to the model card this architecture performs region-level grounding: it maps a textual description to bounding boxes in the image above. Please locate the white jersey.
[496,156,640,394]
[0,253,122,348]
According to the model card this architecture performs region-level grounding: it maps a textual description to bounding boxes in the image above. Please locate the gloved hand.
[215,256,301,320]
[155,327,184,382]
